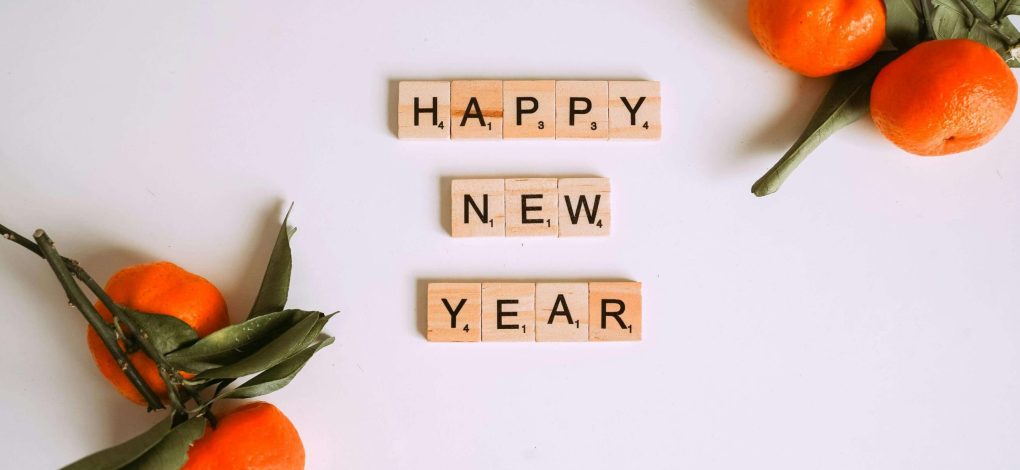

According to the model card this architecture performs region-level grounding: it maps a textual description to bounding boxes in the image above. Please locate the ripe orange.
[748,0,886,77]
[87,261,229,405]
[871,39,1018,156]
[183,402,305,470]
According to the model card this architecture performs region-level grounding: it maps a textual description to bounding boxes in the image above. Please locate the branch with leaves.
[1,208,337,470]
[753,0,1020,196]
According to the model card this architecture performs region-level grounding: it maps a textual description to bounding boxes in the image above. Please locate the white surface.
[1,1,1019,469]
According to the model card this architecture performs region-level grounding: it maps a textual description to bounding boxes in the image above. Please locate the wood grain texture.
[505,178,558,237]
[398,81,450,139]
[609,81,661,140]
[451,80,503,140]
[451,179,506,237]
[588,282,641,341]
[535,283,589,342]
[555,81,608,140]
[481,283,536,342]
[502,80,555,140]
[427,283,482,342]
[558,178,610,237]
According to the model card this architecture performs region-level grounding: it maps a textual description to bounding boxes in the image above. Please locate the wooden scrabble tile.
[588,282,641,341]
[482,283,536,341]
[427,283,482,342]
[609,81,661,140]
[451,179,506,237]
[558,178,610,237]
[451,80,503,140]
[502,80,555,140]
[555,81,608,140]
[398,81,451,139]
[505,178,558,237]
[535,283,588,342]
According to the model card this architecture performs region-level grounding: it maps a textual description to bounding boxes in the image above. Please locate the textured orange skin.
[749,0,886,77]
[183,402,305,470]
[871,39,1018,156]
[86,261,229,405]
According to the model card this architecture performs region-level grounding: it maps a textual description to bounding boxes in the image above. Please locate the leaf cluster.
[62,208,337,470]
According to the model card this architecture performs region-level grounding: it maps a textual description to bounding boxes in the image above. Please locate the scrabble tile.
[398,81,451,139]
[505,178,558,237]
[482,283,536,341]
[609,81,661,140]
[503,80,555,140]
[451,80,503,140]
[535,283,589,342]
[451,179,506,237]
[427,283,482,342]
[555,81,608,140]
[589,282,641,341]
[558,178,610,237]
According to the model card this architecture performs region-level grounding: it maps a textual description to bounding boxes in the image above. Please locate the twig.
[31,230,166,411]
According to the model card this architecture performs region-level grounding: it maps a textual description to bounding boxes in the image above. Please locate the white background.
[1,1,1019,469]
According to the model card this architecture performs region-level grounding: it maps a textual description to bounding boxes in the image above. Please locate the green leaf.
[224,337,334,399]
[886,0,925,49]
[166,309,315,372]
[123,416,207,470]
[62,416,174,470]
[752,52,900,196]
[249,205,296,320]
[195,312,321,379]
[123,309,198,356]
[927,0,1020,63]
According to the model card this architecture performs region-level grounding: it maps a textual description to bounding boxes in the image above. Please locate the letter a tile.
[451,80,503,140]
[609,81,661,140]
[482,283,536,342]
[427,283,482,342]
[451,179,506,237]
[558,178,610,237]
[398,81,451,139]
[505,178,558,237]
[535,283,589,342]
[589,282,641,341]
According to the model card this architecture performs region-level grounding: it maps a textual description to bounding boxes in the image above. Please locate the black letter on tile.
[601,299,627,329]
[497,300,519,329]
[460,97,486,127]
[569,97,592,126]
[516,97,538,125]
[414,97,438,126]
[547,294,574,325]
[620,96,646,125]
[442,298,467,328]
[464,195,489,224]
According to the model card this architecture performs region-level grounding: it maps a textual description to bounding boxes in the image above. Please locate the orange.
[871,39,1018,156]
[87,261,229,405]
[183,402,305,470]
[748,0,886,77]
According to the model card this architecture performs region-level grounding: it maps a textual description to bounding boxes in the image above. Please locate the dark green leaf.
[62,416,174,470]
[752,52,900,196]
[123,309,198,356]
[196,312,320,379]
[224,337,334,399]
[886,0,925,48]
[249,206,295,320]
[123,416,207,470]
[166,309,315,371]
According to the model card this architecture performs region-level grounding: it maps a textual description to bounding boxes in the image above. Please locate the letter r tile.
[589,282,641,341]
[427,283,481,342]
[482,283,536,342]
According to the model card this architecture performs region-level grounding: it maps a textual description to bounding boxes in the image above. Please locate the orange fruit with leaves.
[87,261,229,405]
[748,0,887,77]
[183,402,305,469]
[871,39,1018,156]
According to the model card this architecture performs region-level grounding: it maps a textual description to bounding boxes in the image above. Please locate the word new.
[398,80,660,140]
[453,178,610,237]
[427,282,641,342]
